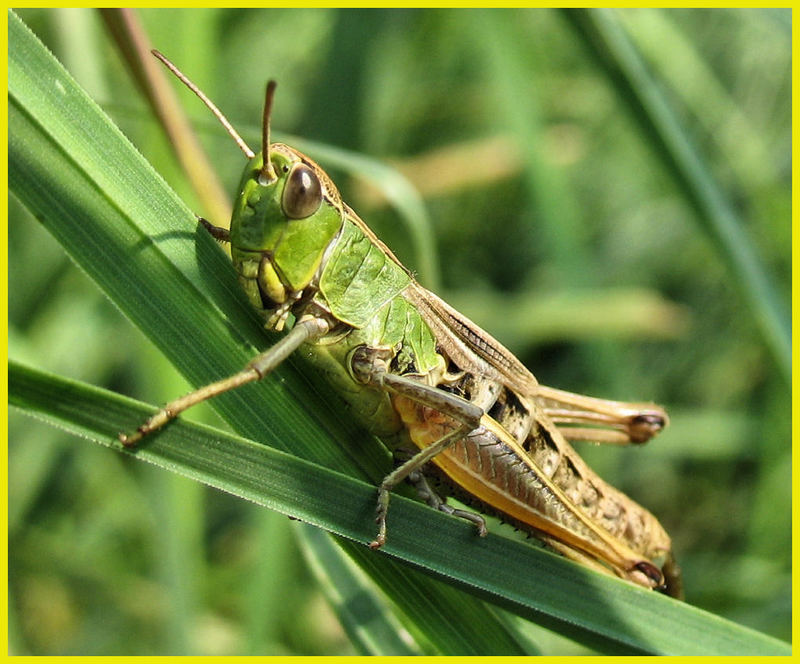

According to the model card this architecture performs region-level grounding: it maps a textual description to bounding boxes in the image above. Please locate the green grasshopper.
[122,51,682,598]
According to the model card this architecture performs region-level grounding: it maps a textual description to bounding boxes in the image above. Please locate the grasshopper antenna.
[259,80,278,184]
[151,49,255,160]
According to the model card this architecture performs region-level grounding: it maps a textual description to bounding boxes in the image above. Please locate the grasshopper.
[122,51,682,598]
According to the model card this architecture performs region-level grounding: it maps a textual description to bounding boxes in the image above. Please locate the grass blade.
[295,524,421,655]
[561,8,790,383]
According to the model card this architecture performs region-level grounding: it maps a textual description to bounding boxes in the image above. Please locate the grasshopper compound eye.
[282,163,323,219]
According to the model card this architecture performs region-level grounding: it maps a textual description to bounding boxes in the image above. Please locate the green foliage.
[9,7,790,654]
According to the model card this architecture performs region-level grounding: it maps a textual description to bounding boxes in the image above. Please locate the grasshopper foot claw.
[119,430,142,447]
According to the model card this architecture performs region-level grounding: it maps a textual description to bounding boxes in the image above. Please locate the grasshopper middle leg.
[350,347,487,548]
[408,469,488,536]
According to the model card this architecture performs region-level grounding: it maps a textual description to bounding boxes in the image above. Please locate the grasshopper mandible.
[122,51,682,599]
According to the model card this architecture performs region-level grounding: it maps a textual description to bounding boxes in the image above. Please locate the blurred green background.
[9,8,790,654]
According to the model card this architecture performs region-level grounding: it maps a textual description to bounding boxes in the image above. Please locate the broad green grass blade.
[7,10,523,656]
[10,361,791,656]
[561,8,790,383]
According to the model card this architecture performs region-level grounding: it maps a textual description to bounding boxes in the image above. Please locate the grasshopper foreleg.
[119,316,328,446]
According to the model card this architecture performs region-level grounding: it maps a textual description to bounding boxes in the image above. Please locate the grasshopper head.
[227,80,345,327]
[230,144,343,324]
[151,51,344,328]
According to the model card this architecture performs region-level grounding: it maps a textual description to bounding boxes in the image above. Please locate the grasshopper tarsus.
[119,421,158,447]
[436,502,488,536]
[369,513,387,549]
[370,486,391,550]
[118,428,144,447]
[119,405,178,447]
